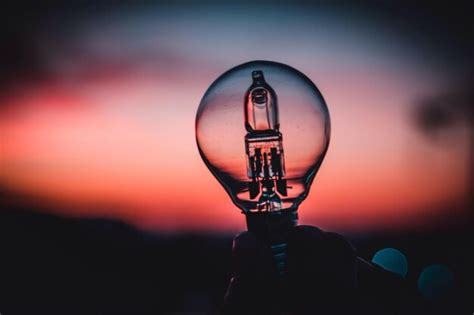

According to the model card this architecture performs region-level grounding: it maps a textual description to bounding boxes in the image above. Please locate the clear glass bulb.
[196,61,330,215]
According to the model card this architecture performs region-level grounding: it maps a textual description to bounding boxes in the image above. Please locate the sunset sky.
[1,3,471,233]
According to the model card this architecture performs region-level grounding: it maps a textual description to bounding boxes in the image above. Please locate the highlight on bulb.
[196,60,330,213]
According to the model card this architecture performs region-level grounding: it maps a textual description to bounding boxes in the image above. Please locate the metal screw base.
[245,210,298,276]
[271,242,288,275]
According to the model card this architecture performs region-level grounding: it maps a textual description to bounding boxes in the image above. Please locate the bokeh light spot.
[418,264,454,300]
[372,248,408,277]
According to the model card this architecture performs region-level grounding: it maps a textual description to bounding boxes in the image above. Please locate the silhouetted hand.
[223,225,405,315]
[223,225,358,314]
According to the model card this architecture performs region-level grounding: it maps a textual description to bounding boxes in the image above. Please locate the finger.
[287,225,356,282]
[286,225,358,313]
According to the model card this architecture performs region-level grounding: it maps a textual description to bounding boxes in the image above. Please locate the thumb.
[232,231,275,277]
[223,231,278,313]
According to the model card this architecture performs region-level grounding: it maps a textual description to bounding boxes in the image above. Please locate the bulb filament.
[244,70,288,211]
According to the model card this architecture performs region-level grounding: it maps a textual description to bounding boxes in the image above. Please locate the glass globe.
[196,60,330,215]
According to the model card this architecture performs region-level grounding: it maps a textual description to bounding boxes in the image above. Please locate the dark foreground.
[0,208,471,314]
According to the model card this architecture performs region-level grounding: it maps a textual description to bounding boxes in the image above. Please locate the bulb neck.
[245,210,298,242]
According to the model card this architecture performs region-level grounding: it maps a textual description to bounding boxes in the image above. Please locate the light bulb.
[196,61,330,273]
